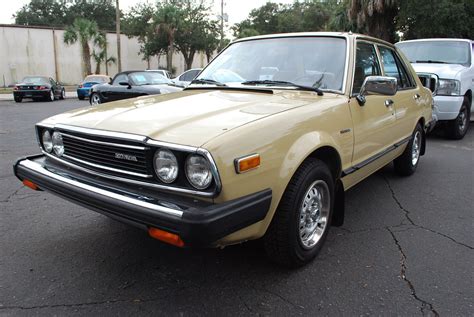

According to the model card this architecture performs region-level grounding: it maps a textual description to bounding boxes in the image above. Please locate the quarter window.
[378,46,415,89]
[353,42,381,95]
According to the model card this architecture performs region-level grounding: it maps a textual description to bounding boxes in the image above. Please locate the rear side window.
[352,42,382,95]
[379,46,415,89]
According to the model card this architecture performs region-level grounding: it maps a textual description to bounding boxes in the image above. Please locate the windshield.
[396,41,471,66]
[84,76,109,83]
[196,37,347,91]
[21,77,49,85]
[129,72,171,85]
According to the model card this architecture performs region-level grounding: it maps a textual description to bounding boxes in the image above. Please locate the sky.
[0,0,295,27]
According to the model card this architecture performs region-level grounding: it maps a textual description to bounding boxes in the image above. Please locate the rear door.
[377,45,422,142]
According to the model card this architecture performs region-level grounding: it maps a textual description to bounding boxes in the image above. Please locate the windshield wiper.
[190,78,227,86]
[415,60,448,64]
[241,80,323,96]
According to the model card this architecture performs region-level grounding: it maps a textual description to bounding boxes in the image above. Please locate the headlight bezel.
[437,78,461,96]
[185,154,214,190]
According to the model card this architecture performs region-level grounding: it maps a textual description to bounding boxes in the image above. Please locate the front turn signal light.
[148,227,185,247]
[235,154,260,174]
[23,179,39,191]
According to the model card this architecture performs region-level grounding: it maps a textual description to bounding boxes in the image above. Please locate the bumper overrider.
[14,155,272,247]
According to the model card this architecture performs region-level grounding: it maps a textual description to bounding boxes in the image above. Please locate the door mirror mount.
[357,76,398,106]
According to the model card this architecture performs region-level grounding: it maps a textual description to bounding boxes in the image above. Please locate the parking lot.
[0,98,472,316]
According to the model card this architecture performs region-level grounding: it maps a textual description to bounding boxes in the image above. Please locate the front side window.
[352,42,381,95]
[396,40,471,66]
[112,74,128,85]
[196,37,347,92]
[378,46,414,89]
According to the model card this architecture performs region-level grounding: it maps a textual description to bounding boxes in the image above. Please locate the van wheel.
[394,124,423,176]
[264,158,334,267]
[446,98,470,140]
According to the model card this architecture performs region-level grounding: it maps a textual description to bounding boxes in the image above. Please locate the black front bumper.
[14,155,272,247]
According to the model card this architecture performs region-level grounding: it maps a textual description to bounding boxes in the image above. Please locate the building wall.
[0,25,209,86]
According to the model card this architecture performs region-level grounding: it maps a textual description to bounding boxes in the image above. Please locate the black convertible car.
[89,71,182,105]
[13,76,65,102]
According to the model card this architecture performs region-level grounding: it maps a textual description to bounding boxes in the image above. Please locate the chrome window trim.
[61,132,148,150]
[19,159,183,218]
[62,154,153,178]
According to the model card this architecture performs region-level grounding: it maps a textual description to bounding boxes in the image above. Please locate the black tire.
[78,95,85,100]
[90,92,101,105]
[394,124,423,176]
[46,90,55,102]
[60,89,65,100]
[14,96,22,103]
[446,98,470,140]
[264,158,334,267]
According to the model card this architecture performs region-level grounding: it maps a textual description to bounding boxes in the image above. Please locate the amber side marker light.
[148,227,185,247]
[235,154,260,174]
[23,179,39,191]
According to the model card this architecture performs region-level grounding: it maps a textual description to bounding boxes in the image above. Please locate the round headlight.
[154,149,178,183]
[42,130,53,153]
[52,131,64,156]
[185,155,212,190]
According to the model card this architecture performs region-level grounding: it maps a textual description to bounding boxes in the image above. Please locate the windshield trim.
[189,35,350,96]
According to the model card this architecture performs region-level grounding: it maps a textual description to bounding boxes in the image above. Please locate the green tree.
[63,18,99,77]
[15,0,117,30]
[348,0,399,42]
[91,32,116,74]
[398,0,474,40]
[155,2,183,73]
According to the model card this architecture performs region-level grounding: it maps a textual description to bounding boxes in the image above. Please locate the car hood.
[41,89,318,147]
[411,63,467,79]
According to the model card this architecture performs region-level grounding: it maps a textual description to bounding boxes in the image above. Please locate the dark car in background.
[13,76,65,103]
[89,71,182,105]
[77,75,111,100]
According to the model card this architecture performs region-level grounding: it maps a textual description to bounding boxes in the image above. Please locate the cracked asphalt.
[1,99,473,316]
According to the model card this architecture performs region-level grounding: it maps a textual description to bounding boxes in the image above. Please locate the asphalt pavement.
[0,98,473,316]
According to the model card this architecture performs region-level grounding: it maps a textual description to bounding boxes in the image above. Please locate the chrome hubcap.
[50,91,54,101]
[458,110,467,132]
[411,131,421,166]
[298,180,330,249]
[91,94,100,105]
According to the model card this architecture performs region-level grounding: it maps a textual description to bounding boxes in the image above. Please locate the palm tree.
[155,4,182,73]
[92,32,116,74]
[348,0,399,42]
[63,18,99,77]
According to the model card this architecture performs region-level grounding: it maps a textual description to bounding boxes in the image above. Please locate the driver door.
[345,41,399,187]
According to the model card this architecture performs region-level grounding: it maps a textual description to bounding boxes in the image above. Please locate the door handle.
[384,99,394,107]
[413,93,421,100]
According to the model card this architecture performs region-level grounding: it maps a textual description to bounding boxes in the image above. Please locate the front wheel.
[446,98,470,140]
[60,89,65,100]
[264,158,334,267]
[90,92,101,105]
[394,124,423,176]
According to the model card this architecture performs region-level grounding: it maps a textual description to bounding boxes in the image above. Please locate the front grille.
[60,132,152,178]
[418,73,438,94]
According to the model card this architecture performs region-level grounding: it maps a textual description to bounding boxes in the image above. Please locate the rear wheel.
[394,124,423,176]
[446,98,470,140]
[14,96,22,103]
[78,95,85,100]
[60,89,65,100]
[46,90,55,102]
[264,158,334,267]
[90,92,101,105]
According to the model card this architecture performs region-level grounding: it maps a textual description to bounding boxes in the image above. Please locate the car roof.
[231,31,394,47]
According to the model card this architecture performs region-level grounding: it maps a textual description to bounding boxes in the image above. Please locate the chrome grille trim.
[61,132,148,150]
[417,72,438,95]
[37,124,223,197]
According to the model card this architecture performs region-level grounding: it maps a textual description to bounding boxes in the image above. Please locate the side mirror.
[357,76,397,105]
[119,81,131,88]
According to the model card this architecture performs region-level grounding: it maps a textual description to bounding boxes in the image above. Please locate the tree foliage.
[15,0,117,30]
[123,0,220,72]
